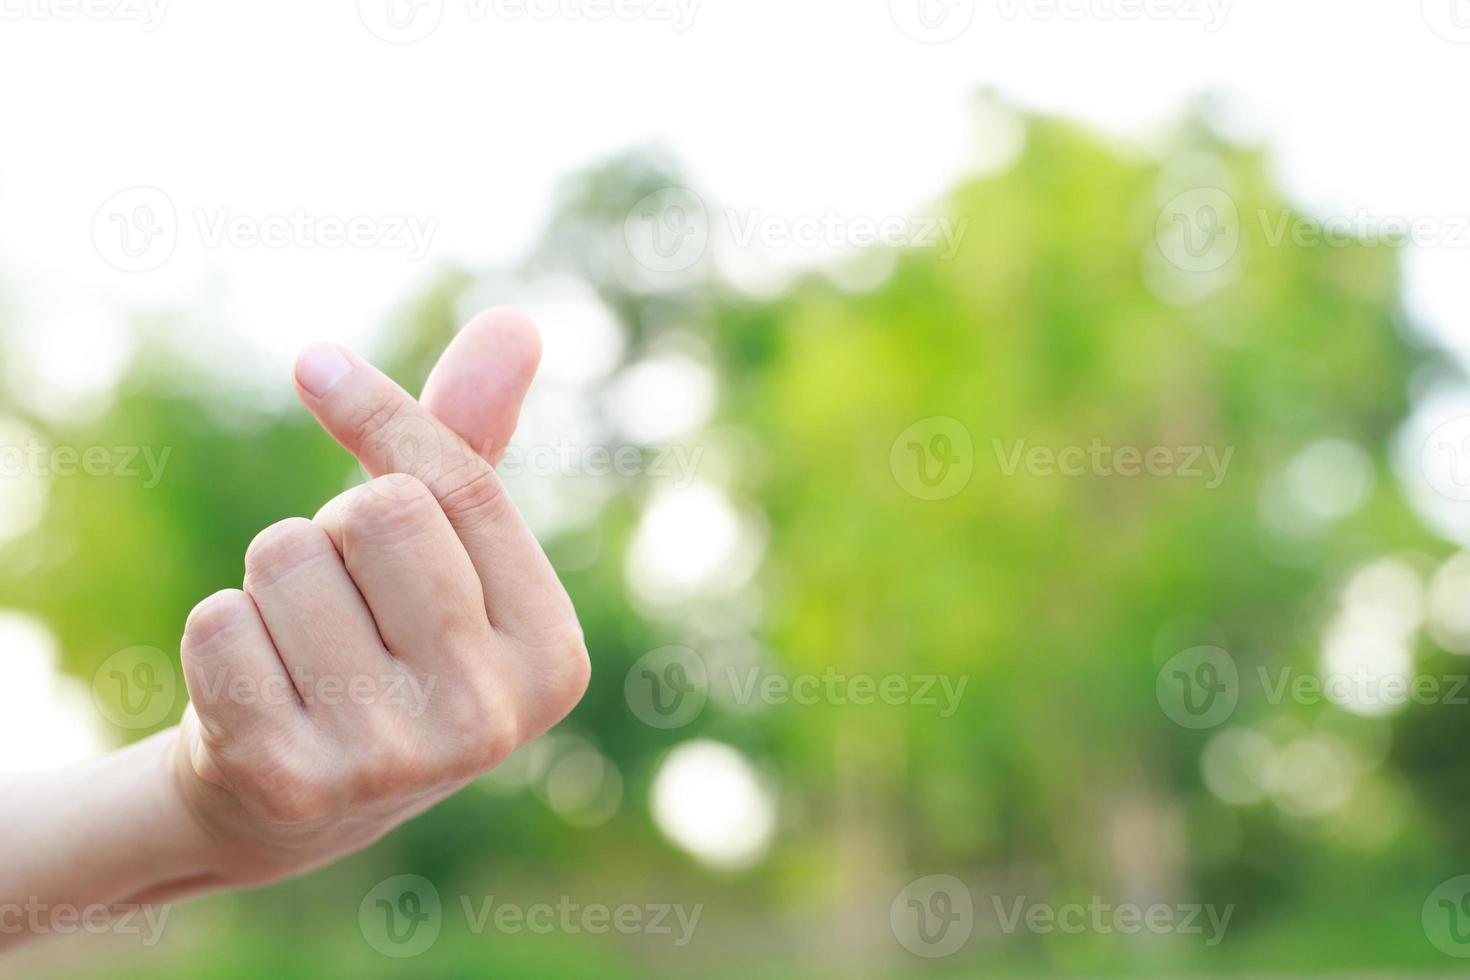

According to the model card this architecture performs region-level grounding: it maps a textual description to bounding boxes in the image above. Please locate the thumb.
[419,307,542,466]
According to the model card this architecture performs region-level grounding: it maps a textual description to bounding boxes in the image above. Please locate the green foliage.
[2,106,1460,977]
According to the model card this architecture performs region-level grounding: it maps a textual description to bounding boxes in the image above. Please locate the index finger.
[293,341,574,643]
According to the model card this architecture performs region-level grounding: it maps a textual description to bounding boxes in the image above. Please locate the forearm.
[0,727,220,950]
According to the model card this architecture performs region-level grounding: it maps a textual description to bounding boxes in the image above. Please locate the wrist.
[120,726,233,901]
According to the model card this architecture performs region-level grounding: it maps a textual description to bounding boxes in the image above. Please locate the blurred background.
[5,1,1470,976]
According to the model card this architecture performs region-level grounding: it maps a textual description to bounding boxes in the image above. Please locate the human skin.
[0,308,590,949]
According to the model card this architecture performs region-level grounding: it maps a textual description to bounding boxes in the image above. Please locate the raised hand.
[170,308,590,887]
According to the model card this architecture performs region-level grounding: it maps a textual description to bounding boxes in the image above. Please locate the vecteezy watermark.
[890,421,1231,500]
[1421,416,1470,502]
[623,647,968,728]
[1258,209,1470,250]
[498,441,703,488]
[891,875,975,958]
[1155,187,1241,274]
[1255,666,1470,712]
[994,438,1234,489]
[1157,189,1470,276]
[891,417,975,502]
[989,895,1233,946]
[624,646,708,729]
[1156,646,1239,729]
[360,875,443,958]
[996,0,1230,31]
[460,896,701,947]
[90,187,177,273]
[621,187,969,277]
[1424,875,1470,957]
[0,438,172,489]
[0,900,172,946]
[356,0,700,43]
[188,666,439,718]
[889,0,976,43]
[92,646,179,730]
[724,210,969,260]
[0,0,168,30]
[724,667,968,718]
[1156,646,1470,729]
[623,188,710,275]
[358,875,702,958]
[1421,0,1470,44]
[92,186,437,273]
[891,876,1233,958]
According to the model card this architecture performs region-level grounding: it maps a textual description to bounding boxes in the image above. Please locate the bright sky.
[1,0,1468,399]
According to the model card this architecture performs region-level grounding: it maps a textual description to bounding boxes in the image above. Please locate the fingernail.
[296,343,351,398]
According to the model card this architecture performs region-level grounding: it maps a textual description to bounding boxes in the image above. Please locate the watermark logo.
[1422,417,1470,502]
[991,895,1233,945]
[92,646,178,729]
[191,665,438,717]
[92,186,177,273]
[0,900,171,945]
[360,875,443,958]
[724,210,967,259]
[1156,646,1238,729]
[0,440,172,488]
[499,441,704,488]
[624,187,710,275]
[622,190,968,278]
[626,648,970,728]
[891,417,975,501]
[1422,0,1470,43]
[93,187,436,272]
[891,875,975,958]
[889,0,975,43]
[1258,209,1470,250]
[625,646,708,729]
[994,438,1232,488]
[193,208,436,258]
[727,667,969,718]
[461,896,701,945]
[1155,187,1239,274]
[1424,875,1470,957]
[1159,651,1470,729]
[357,0,444,42]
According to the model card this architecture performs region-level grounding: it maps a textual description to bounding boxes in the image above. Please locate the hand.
[170,309,590,887]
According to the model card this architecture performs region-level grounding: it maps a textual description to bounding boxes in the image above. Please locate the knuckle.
[370,472,432,501]
[244,518,334,590]
[344,478,441,544]
[435,458,510,532]
[553,630,592,712]
[182,589,255,655]
[432,616,489,664]
[533,625,592,715]
[567,638,592,696]
[441,682,518,778]
[344,397,406,458]
[346,730,421,802]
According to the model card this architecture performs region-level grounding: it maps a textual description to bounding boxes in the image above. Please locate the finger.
[242,517,395,717]
[419,307,542,467]
[180,589,301,745]
[292,342,575,642]
[312,475,493,674]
